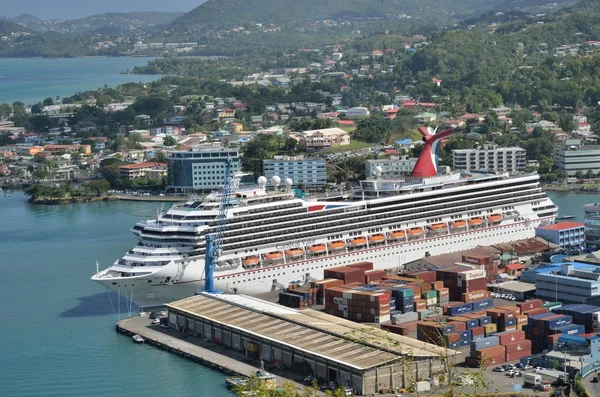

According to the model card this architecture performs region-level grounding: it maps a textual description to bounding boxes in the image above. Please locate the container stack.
[279,285,317,308]
[496,330,532,362]
[324,287,391,323]
[435,267,487,301]
[364,269,386,284]
[417,321,459,348]
[486,308,517,332]
[461,253,500,283]
[443,302,473,316]
[554,304,600,333]
[465,335,501,367]
[527,313,573,353]
[381,321,418,336]
[324,266,366,284]
[311,278,344,305]
[279,292,306,308]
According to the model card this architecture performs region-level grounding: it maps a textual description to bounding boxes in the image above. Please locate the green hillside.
[0,20,30,34]
[173,0,521,29]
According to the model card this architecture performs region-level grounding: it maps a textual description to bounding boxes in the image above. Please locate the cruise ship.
[92,127,557,308]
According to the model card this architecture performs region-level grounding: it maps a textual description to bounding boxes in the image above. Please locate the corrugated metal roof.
[493,237,560,255]
[537,222,584,231]
[167,294,453,371]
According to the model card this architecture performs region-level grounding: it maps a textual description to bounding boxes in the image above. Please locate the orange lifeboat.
[308,244,327,254]
[469,217,484,226]
[451,220,467,228]
[285,248,304,258]
[368,234,386,243]
[350,237,367,246]
[328,240,346,251]
[265,251,284,260]
[429,223,447,231]
[243,256,259,266]
[487,213,503,223]
[389,230,406,240]
[408,227,424,237]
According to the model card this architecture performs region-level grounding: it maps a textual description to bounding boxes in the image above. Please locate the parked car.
[493,367,505,372]
[506,370,516,376]
[303,375,314,384]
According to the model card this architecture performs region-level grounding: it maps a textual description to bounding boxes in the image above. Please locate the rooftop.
[119,162,166,169]
[537,221,584,231]
[166,293,454,371]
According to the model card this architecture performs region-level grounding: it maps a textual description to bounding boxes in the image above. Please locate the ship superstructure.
[92,128,557,308]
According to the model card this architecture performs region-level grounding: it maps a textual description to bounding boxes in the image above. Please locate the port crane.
[200,157,233,293]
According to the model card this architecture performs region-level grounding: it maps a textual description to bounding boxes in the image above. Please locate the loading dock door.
[203,324,212,340]
[222,330,232,346]
[328,368,338,382]
[232,333,241,350]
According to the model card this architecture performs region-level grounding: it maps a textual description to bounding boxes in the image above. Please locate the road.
[582,370,600,396]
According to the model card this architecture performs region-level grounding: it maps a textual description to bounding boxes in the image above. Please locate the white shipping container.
[458,269,486,281]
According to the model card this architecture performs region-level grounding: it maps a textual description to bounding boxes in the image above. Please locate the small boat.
[469,217,484,226]
[408,227,424,237]
[429,223,447,231]
[368,233,386,243]
[349,237,367,246]
[243,256,260,266]
[265,251,284,260]
[451,220,467,228]
[226,376,249,389]
[308,244,326,254]
[327,240,346,250]
[132,334,145,343]
[389,230,406,240]
[487,213,503,223]
[557,215,576,220]
[285,248,304,258]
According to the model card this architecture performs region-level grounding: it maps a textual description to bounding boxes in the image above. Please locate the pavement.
[582,370,600,396]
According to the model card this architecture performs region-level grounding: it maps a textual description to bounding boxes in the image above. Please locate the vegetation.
[24,181,116,204]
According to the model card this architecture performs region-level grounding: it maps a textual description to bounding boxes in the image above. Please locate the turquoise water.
[0,192,231,397]
[0,57,158,105]
[546,191,600,222]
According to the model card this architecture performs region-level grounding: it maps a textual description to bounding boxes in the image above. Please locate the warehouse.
[166,293,454,395]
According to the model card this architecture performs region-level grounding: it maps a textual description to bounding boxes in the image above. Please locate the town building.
[521,262,600,304]
[452,146,526,173]
[557,140,600,176]
[44,144,91,155]
[262,155,326,187]
[585,203,600,251]
[535,222,585,250]
[365,156,418,178]
[150,126,174,136]
[345,107,370,118]
[15,145,44,157]
[295,128,350,152]
[489,107,511,117]
[167,147,241,192]
[119,162,168,179]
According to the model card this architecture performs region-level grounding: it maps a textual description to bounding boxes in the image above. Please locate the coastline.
[543,183,600,194]
[28,195,119,205]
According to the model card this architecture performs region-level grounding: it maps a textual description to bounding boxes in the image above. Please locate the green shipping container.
[422,290,437,299]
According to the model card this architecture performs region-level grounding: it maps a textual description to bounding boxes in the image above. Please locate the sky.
[2,0,204,20]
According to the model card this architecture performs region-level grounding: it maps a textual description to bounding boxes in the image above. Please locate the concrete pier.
[116,316,312,394]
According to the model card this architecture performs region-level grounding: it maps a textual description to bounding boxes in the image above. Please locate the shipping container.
[347,262,374,271]
[393,311,419,324]
[472,298,494,312]
[364,269,386,284]
[461,290,491,303]
[503,339,532,354]
[483,323,497,335]
[446,302,473,316]
[522,307,549,317]
[496,330,525,345]
[551,324,584,336]
[470,336,500,352]
[475,345,505,359]
[517,299,543,313]
[449,321,466,332]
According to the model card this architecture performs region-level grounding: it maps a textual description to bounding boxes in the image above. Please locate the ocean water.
[0,192,231,397]
[0,57,159,105]
[546,191,600,222]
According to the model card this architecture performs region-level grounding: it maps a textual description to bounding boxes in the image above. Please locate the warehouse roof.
[537,221,584,231]
[167,294,454,371]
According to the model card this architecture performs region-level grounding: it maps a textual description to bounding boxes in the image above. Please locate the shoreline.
[28,195,119,205]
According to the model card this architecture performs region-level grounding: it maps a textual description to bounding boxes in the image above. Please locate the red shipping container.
[445,333,460,343]
[516,299,543,313]
[431,281,444,290]
[497,306,520,315]
[547,334,561,346]
[475,345,506,358]
[411,270,437,283]
[415,300,427,311]
[471,327,485,337]
[448,321,466,332]
[522,307,549,317]
[505,350,532,362]
[461,290,491,303]
[364,269,386,284]
[347,262,374,271]
[504,339,532,353]
[516,315,528,326]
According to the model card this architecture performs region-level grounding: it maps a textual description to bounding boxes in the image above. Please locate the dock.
[116,316,313,394]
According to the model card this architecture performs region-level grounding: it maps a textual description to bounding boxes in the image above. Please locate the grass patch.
[331,140,373,152]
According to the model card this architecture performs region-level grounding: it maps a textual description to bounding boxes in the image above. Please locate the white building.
[262,155,326,187]
[365,156,417,178]
[345,107,370,118]
[167,146,241,192]
[557,141,600,176]
[452,146,526,173]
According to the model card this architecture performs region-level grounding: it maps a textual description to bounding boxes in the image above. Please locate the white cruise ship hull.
[94,217,550,308]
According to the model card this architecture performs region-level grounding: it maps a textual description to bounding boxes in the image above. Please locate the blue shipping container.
[472,297,494,312]
[478,316,491,326]
[447,303,473,316]
[552,324,584,336]
[460,330,472,341]
[442,324,455,335]
[472,334,485,341]
[449,341,460,349]
[470,336,500,353]
[528,312,555,327]
[459,338,470,347]
[544,315,573,329]
[464,318,478,329]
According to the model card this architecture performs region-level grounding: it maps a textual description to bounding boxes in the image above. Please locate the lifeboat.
[328,240,346,251]
[349,237,367,246]
[487,213,503,223]
[469,217,484,226]
[308,244,327,254]
[243,256,259,266]
[407,227,424,238]
[265,251,284,261]
[368,234,386,243]
[429,223,448,231]
[451,220,467,228]
[285,248,304,258]
[389,230,406,240]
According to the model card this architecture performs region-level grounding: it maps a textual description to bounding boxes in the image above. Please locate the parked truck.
[523,373,542,388]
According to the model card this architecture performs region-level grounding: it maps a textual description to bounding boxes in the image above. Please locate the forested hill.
[173,0,558,29]
[0,20,29,34]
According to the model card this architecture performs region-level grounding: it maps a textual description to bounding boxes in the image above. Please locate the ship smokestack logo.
[411,126,460,178]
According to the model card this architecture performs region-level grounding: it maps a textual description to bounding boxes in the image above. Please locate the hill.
[0,19,31,34]
[173,0,577,30]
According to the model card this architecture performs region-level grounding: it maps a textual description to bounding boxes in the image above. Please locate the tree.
[153,151,168,163]
[586,169,594,180]
[0,103,12,120]
[30,103,43,115]
[163,136,177,146]
[559,112,576,133]
[575,170,584,180]
[43,97,54,106]
[86,179,111,196]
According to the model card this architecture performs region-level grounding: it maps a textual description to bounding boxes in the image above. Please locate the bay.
[546,191,600,222]
[0,57,159,106]
[0,192,231,397]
